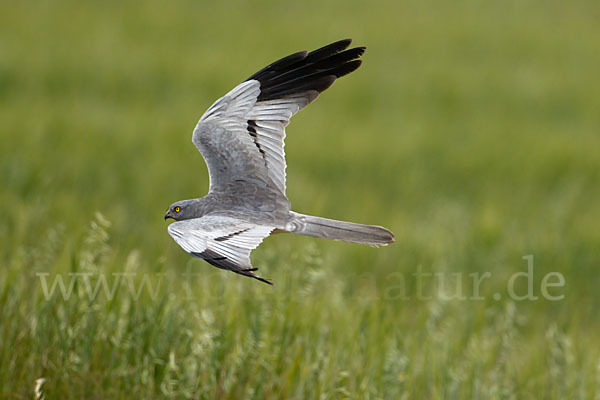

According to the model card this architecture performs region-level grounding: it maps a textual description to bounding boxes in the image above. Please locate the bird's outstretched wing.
[167,215,274,284]
[193,39,365,196]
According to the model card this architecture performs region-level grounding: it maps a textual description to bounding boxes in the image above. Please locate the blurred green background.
[1,0,599,398]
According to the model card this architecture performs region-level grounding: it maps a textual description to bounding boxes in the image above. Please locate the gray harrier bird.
[165,39,394,284]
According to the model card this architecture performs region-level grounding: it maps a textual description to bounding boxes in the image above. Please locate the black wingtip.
[241,267,273,285]
[192,250,274,285]
[304,38,353,63]
[253,275,274,285]
[247,39,366,102]
[334,59,362,79]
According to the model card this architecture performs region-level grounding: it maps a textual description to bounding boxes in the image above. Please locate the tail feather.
[287,212,394,246]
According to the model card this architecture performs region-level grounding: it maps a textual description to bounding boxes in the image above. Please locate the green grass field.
[1,0,599,398]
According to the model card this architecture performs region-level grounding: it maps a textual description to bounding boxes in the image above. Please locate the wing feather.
[191,39,365,196]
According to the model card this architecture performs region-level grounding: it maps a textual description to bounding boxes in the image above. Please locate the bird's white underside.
[168,216,274,267]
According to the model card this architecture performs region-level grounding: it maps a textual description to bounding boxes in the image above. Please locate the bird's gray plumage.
[166,39,394,284]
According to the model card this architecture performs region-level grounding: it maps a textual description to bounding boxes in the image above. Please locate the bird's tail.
[286,212,394,246]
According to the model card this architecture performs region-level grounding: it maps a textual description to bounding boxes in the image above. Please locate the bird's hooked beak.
[164,211,172,221]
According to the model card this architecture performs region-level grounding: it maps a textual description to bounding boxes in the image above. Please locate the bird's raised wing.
[193,39,365,196]
[167,215,274,284]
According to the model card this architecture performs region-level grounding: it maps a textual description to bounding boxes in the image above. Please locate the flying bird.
[165,39,394,284]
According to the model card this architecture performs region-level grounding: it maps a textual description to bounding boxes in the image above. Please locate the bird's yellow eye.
[174,206,181,213]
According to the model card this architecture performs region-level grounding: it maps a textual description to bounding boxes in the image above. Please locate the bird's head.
[164,200,194,221]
